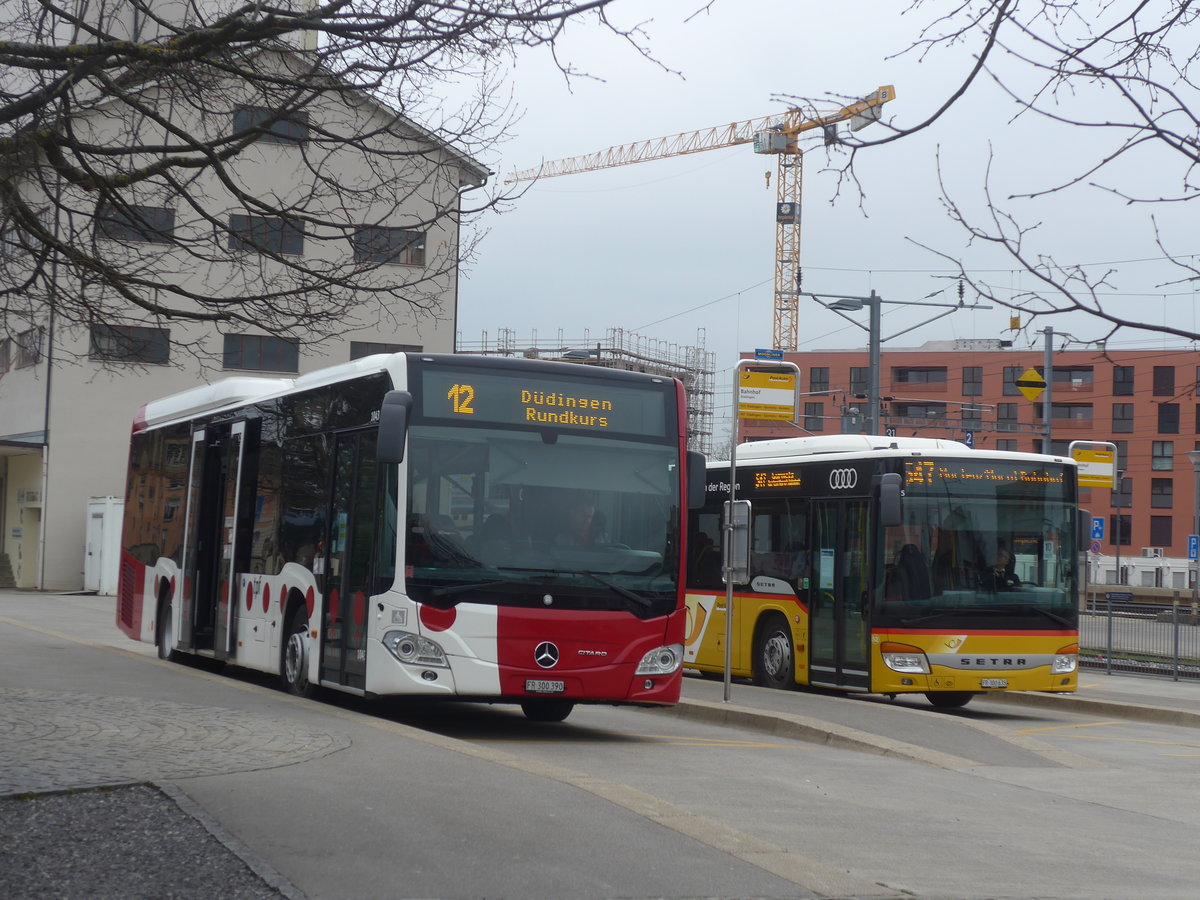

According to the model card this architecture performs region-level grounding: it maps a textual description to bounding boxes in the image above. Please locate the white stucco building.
[0,4,488,589]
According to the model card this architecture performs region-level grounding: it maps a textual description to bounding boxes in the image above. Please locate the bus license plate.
[525,679,565,694]
[980,678,1008,689]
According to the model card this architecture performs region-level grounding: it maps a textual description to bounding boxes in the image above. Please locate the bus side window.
[688,511,723,589]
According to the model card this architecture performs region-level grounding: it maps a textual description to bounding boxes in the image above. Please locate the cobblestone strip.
[0,688,350,796]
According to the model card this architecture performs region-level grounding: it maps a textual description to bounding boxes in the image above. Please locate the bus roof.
[135,353,403,430]
[733,434,1075,466]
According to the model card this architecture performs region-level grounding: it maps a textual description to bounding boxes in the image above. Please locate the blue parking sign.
[1189,535,1198,561]
[1091,517,1105,541]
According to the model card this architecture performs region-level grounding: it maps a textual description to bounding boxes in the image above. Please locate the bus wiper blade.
[429,580,512,598]
[901,607,1008,625]
[1029,607,1074,627]
[579,572,653,609]
[496,567,652,609]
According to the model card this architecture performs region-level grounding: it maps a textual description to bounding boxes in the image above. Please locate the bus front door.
[809,500,871,691]
[320,429,380,691]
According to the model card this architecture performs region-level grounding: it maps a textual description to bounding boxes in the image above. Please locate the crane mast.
[507,86,896,351]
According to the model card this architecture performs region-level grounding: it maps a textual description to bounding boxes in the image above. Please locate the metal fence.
[1080,601,1200,681]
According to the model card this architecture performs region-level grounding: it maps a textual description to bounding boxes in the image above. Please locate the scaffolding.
[456,327,717,456]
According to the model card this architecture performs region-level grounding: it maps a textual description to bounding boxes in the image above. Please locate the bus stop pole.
[725,359,800,702]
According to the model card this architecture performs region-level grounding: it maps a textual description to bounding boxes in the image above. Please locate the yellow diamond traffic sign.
[1015,367,1046,402]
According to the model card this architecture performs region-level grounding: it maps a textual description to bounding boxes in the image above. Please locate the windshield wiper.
[429,580,512,598]
[901,607,1009,626]
[497,567,653,609]
[1028,606,1075,628]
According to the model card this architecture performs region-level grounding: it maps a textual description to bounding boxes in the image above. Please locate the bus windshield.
[404,423,681,618]
[878,459,1078,628]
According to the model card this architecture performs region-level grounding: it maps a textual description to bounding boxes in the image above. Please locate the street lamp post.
[804,290,989,435]
[1113,469,1125,586]
[1186,451,1200,611]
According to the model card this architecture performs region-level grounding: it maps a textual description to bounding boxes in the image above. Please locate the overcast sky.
[453,1,1198,424]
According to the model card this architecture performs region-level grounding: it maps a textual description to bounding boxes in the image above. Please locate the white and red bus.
[118,352,704,721]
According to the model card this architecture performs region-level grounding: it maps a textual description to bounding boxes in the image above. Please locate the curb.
[971,688,1200,729]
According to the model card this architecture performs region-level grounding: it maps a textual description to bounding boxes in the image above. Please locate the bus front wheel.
[926,691,975,709]
[753,613,795,690]
[281,604,318,699]
[520,699,575,722]
[156,594,181,662]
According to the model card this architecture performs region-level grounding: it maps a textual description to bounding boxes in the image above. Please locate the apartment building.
[740,339,1200,557]
[0,16,487,590]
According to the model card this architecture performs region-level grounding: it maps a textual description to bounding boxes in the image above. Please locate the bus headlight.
[881,642,930,674]
[636,643,683,676]
[382,631,448,668]
[1052,644,1078,674]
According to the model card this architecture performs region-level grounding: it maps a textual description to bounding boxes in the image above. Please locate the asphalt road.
[3,590,1200,900]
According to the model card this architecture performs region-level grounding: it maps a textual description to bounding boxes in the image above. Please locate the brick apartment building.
[740,339,1200,557]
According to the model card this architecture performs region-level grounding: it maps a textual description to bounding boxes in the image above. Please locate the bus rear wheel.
[156,594,182,662]
[926,691,975,709]
[753,613,794,690]
[521,699,575,722]
[281,604,318,698]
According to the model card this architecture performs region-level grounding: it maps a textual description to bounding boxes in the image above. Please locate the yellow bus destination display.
[419,368,668,435]
[754,470,802,489]
[904,459,1068,493]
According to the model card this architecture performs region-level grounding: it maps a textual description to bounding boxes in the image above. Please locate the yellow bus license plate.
[980,678,1008,689]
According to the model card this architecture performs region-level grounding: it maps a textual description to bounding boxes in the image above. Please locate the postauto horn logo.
[829,468,858,490]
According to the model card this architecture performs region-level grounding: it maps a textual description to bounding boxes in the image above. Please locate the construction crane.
[506,86,896,352]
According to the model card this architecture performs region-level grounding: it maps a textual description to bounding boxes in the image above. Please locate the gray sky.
[456,1,1198,422]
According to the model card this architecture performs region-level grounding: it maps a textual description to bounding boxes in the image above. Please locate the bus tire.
[520,699,575,722]
[281,603,318,698]
[926,691,975,709]
[753,613,794,690]
[156,592,182,662]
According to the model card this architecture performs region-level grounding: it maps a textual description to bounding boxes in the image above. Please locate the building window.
[803,401,824,431]
[893,402,947,420]
[1151,478,1173,509]
[1052,366,1093,388]
[1150,516,1173,547]
[222,334,299,372]
[996,402,1018,431]
[1195,403,1200,434]
[232,105,310,144]
[1158,403,1180,434]
[962,404,983,427]
[808,368,829,394]
[351,227,426,266]
[89,325,170,364]
[1113,475,1133,508]
[1112,403,1133,433]
[849,367,869,395]
[1113,365,1134,396]
[1035,402,1092,423]
[349,341,421,359]
[962,366,982,396]
[996,439,1017,451]
[1152,441,1174,471]
[228,214,304,255]
[15,327,42,367]
[1003,366,1024,396]
[1153,366,1175,396]
[892,366,947,384]
[0,337,9,373]
[96,203,175,244]
[1109,514,1132,546]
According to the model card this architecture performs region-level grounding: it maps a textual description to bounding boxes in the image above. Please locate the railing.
[1080,600,1200,681]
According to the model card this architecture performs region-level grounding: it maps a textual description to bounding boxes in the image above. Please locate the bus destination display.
[420,368,668,436]
[904,459,1067,492]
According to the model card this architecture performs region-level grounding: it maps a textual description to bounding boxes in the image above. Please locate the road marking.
[1017,721,1123,734]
